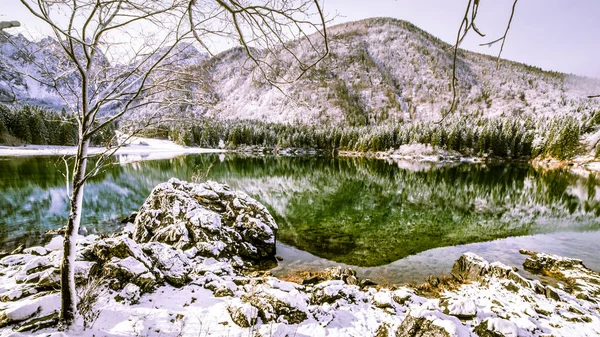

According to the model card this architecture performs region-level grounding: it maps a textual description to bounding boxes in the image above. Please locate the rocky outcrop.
[521,250,600,301]
[451,252,529,288]
[0,180,280,331]
[133,179,278,260]
[75,179,277,292]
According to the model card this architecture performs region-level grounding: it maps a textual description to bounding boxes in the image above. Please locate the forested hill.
[3,17,600,126]
[2,18,600,159]
[196,17,600,126]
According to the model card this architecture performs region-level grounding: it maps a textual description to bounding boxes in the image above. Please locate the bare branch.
[439,0,519,123]
[479,0,519,69]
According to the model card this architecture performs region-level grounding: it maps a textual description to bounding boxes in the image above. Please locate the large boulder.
[522,250,600,300]
[451,253,531,288]
[133,179,278,261]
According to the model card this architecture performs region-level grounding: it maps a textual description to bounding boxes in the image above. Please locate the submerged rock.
[133,178,278,261]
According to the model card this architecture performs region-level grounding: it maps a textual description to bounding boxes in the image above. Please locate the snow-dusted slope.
[200,18,600,125]
[2,18,600,126]
[0,32,208,109]
[0,32,66,106]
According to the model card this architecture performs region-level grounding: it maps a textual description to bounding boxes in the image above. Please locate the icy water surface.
[1,154,599,283]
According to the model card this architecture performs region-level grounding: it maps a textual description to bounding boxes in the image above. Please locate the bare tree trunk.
[60,137,89,326]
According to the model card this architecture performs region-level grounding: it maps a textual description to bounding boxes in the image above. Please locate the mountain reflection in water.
[1,154,599,274]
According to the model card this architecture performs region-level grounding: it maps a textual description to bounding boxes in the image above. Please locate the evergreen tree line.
[0,104,115,146]
[3,101,592,160]
[160,112,596,160]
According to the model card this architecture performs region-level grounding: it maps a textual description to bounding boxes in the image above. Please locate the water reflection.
[1,154,599,272]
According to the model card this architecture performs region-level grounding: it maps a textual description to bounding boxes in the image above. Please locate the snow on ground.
[0,135,225,161]
[2,238,600,336]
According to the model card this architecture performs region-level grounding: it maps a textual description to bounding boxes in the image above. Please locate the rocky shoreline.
[232,143,600,174]
[1,179,599,336]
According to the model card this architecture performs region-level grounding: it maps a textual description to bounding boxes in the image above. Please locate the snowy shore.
[0,136,226,160]
[2,139,600,174]
[1,179,599,337]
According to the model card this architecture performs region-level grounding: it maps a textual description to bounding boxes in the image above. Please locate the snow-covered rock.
[118,283,141,304]
[451,252,530,288]
[0,293,59,328]
[442,298,477,319]
[240,283,309,324]
[142,242,192,287]
[474,317,518,337]
[133,178,278,261]
[83,235,152,268]
[102,256,156,292]
[227,298,259,328]
[522,250,600,301]
[22,247,47,256]
[396,306,472,337]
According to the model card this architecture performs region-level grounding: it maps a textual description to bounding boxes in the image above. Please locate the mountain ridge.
[190,17,600,126]
[2,17,600,127]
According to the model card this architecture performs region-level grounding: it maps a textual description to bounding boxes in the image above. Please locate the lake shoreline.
[2,140,600,173]
[0,135,226,159]
[1,177,599,337]
[232,143,600,173]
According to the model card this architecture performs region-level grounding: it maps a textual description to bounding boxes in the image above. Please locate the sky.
[2,0,600,79]
[323,0,600,79]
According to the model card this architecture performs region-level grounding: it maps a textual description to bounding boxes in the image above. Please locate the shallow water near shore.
[1,153,599,283]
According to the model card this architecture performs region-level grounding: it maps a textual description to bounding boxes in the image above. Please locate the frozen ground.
[0,135,226,161]
[1,239,599,337]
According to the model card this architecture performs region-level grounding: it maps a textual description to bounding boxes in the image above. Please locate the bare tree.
[444,0,519,118]
[15,0,328,328]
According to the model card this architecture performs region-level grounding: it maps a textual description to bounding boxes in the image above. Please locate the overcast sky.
[3,0,599,79]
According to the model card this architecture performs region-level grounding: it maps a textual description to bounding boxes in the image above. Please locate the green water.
[1,154,599,273]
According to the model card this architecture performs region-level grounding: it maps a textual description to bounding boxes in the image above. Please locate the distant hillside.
[0,31,208,108]
[3,17,600,125]
[196,17,600,125]
[3,18,600,160]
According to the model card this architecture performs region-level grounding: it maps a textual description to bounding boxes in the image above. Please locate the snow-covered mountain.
[2,17,600,126]
[197,18,600,125]
[0,31,208,109]
[0,32,71,106]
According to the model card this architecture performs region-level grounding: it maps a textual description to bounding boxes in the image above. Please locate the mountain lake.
[1,153,599,284]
